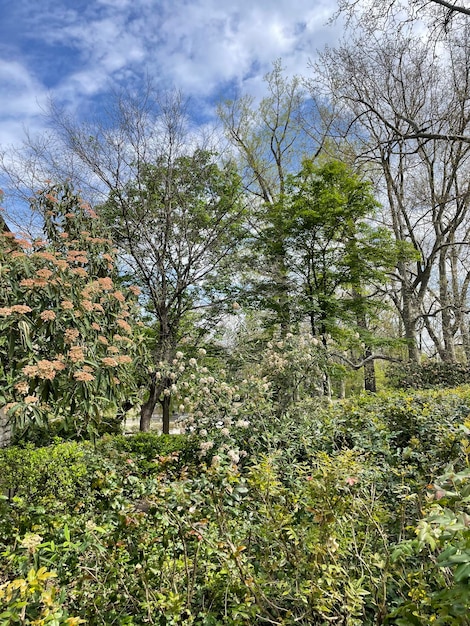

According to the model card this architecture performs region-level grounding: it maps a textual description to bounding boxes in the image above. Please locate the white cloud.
[0,0,340,145]
[0,59,50,145]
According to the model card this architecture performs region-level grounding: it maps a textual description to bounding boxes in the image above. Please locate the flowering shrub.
[0,183,141,440]
[138,331,327,467]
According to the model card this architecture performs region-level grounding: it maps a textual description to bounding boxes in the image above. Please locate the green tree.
[285,160,397,391]
[218,61,318,331]
[102,149,247,433]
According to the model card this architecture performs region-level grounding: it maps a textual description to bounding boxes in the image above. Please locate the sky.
[0,0,341,148]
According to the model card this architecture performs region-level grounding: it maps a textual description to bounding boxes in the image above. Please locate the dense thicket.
[2,388,470,624]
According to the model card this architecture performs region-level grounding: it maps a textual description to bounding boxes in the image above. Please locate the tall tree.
[101,149,246,432]
[285,159,397,391]
[218,61,319,331]
[314,25,470,362]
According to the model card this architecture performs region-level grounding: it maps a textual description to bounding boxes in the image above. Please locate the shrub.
[0,567,84,625]
[388,360,470,390]
[389,459,470,624]
[0,183,142,441]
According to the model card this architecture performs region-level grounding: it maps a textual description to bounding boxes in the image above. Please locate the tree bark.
[140,383,158,432]
[363,346,377,392]
[161,394,171,435]
[439,249,457,362]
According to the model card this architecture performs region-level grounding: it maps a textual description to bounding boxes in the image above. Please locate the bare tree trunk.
[363,346,377,392]
[439,249,457,362]
[140,378,159,432]
[352,288,377,392]
[461,317,470,362]
[161,394,171,435]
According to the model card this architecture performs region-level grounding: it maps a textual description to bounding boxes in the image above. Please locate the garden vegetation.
[3,2,470,622]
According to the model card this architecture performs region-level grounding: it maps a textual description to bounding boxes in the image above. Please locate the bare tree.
[336,0,470,35]
[312,25,470,362]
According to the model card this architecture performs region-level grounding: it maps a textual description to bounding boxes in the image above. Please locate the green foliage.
[389,360,470,390]
[0,566,84,625]
[390,460,470,624]
[2,387,470,624]
[284,159,397,340]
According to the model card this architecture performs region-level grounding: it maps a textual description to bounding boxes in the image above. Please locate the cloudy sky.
[0,0,341,147]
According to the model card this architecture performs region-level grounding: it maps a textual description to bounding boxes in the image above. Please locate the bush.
[390,460,470,624]
[2,389,470,624]
[0,183,142,442]
[388,360,470,390]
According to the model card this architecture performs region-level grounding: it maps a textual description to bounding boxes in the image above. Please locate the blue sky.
[0,0,340,146]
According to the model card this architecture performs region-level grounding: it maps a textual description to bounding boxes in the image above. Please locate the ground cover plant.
[2,387,470,624]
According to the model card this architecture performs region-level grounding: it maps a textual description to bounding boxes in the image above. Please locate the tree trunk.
[363,347,377,392]
[140,379,159,432]
[352,288,377,393]
[140,399,155,432]
[461,317,470,363]
[401,284,420,363]
[439,249,457,362]
[161,394,171,435]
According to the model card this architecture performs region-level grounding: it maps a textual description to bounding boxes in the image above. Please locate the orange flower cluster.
[68,346,85,362]
[40,310,56,321]
[100,355,132,366]
[101,357,118,367]
[55,260,68,271]
[85,236,110,244]
[22,359,65,381]
[61,300,74,310]
[67,251,88,265]
[71,268,88,277]
[0,305,32,316]
[35,251,56,262]
[19,279,37,288]
[15,239,32,249]
[116,355,132,364]
[14,381,29,394]
[64,329,80,343]
[73,370,95,382]
[112,291,126,303]
[97,277,113,290]
[116,318,132,333]
[81,300,94,312]
[36,268,53,280]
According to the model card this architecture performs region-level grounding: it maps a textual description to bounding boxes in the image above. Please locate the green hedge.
[388,360,470,389]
